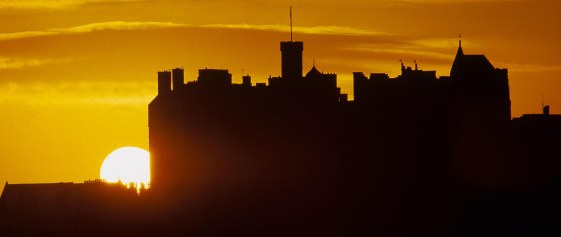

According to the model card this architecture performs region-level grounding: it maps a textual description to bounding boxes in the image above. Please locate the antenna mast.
[290,6,293,42]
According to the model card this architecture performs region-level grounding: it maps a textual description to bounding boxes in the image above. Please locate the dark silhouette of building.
[0,180,154,237]
[281,41,303,80]
[2,35,561,237]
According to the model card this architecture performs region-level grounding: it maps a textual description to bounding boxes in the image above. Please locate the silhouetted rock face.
[2,40,561,237]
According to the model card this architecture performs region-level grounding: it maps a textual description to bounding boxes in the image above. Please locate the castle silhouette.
[1,37,560,237]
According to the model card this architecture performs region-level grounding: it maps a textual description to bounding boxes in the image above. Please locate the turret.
[281,41,304,80]
[172,68,184,91]
[280,7,303,80]
[157,71,171,94]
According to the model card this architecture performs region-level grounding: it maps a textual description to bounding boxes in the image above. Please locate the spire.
[457,34,464,56]
[451,34,464,77]
[305,62,322,79]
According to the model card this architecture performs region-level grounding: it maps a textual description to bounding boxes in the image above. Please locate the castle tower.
[172,68,184,91]
[280,7,303,80]
[281,41,304,80]
[157,71,171,94]
[449,38,511,122]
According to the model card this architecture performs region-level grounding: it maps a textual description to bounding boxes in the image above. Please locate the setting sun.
[100,147,150,193]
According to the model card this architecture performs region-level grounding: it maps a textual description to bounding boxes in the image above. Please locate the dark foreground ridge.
[1,39,561,237]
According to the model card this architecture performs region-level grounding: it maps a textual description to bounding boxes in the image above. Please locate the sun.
[100,146,150,193]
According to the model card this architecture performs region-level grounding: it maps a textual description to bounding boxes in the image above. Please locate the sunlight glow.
[100,146,150,193]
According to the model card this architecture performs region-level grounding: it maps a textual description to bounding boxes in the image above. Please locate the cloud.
[201,24,387,36]
[65,21,185,33]
[0,81,154,106]
[0,21,385,42]
[0,21,186,41]
[347,45,453,60]
[499,63,561,73]
[388,0,525,3]
[410,38,468,49]
[341,36,461,63]
[0,0,140,9]
[0,57,76,70]
[0,0,527,10]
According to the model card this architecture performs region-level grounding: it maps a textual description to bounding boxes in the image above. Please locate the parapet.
[198,69,232,87]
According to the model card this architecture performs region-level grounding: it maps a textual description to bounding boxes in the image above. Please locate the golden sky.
[1,0,560,192]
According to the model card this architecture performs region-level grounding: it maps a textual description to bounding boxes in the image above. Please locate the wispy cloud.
[499,63,561,73]
[0,57,76,70]
[410,38,470,49]
[200,24,387,36]
[0,0,139,9]
[0,21,385,41]
[0,81,154,105]
[0,21,186,40]
[348,46,453,60]
[0,0,527,10]
[343,37,460,62]
[389,0,525,3]
[65,21,184,33]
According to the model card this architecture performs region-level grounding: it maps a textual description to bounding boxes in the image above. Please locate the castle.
[1,37,560,236]
[149,38,512,192]
[144,38,526,236]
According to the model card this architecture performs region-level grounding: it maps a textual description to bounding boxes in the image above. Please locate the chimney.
[543,105,550,116]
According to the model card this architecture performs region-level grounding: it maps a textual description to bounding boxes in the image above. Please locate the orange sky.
[1,0,560,193]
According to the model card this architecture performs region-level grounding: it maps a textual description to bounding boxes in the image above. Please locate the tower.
[172,68,184,91]
[157,71,171,94]
[449,37,511,122]
[281,41,303,80]
[280,7,303,80]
